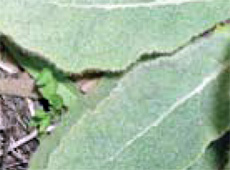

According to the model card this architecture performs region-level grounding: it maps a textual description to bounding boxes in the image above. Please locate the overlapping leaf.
[188,132,230,170]
[2,41,122,169]
[29,76,121,169]
[28,32,230,170]
[1,0,230,73]
[188,146,219,170]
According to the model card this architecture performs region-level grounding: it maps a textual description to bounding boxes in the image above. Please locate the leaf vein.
[106,64,227,163]
[46,0,209,10]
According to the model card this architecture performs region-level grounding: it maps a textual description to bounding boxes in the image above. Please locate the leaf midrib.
[45,59,229,169]
[105,64,228,163]
[45,0,206,10]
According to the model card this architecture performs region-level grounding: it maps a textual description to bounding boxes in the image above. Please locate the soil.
[0,56,39,169]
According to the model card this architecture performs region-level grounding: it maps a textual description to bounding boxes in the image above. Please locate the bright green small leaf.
[36,68,53,86]
[32,109,52,133]
[41,85,56,99]
[34,109,49,120]
[39,117,51,133]
[49,94,64,110]
[38,72,58,100]
[1,0,230,73]
[29,120,39,127]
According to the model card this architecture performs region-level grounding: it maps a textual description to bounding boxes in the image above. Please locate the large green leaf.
[225,152,230,170]
[1,0,230,73]
[29,77,120,169]
[3,41,122,169]
[188,146,220,170]
[2,23,123,169]
[188,132,230,170]
[28,33,230,170]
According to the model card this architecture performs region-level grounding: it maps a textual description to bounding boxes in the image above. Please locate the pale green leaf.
[188,132,230,170]
[1,39,78,108]
[29,77,120,169]
[2,39,122,169]
[188,146,219,170]
[1,0,230,73]
[29,33,230,170]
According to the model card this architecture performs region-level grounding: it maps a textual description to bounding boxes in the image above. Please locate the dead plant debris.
[0,48,39,170]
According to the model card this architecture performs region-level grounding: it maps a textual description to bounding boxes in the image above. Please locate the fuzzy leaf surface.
[1,0,230,73]
[2,36,122,169]
[188,132,230,170]
[188,146,220,170]
[28,33,230,170]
